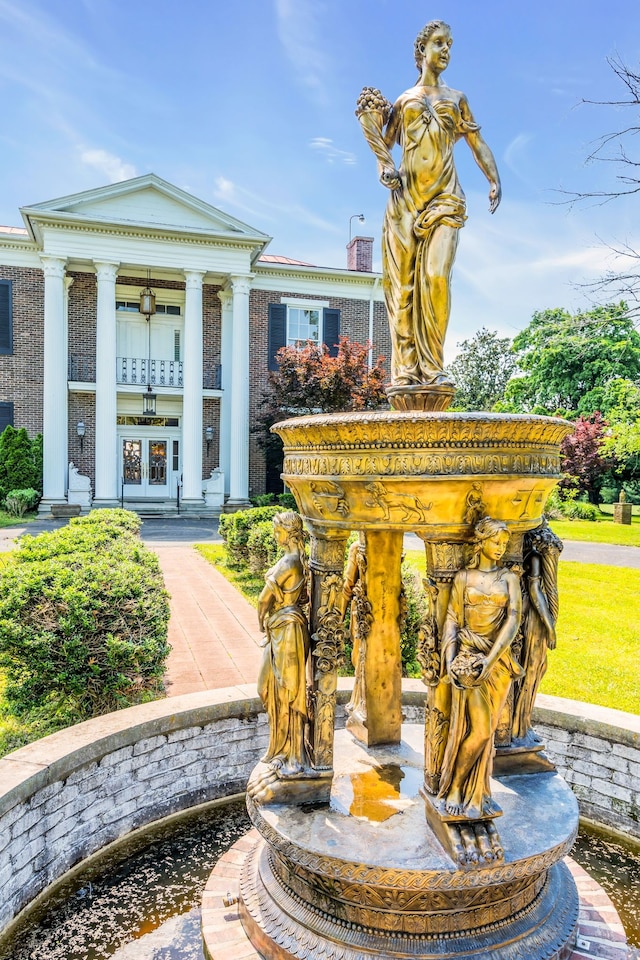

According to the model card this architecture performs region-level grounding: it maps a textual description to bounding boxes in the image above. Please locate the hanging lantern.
[139,284,156,318]
[139,268,156,318]
[142,384,157,416]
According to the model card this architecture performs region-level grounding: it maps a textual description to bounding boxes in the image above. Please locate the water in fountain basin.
[0,799,638,957]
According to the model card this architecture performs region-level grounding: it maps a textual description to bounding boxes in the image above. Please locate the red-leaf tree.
[559,412,612,504]
[259,336,388,491]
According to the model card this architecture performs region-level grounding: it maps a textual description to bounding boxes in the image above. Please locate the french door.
[121,437,175,498]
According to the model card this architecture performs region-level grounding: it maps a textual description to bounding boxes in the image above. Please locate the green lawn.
[548,514,640,547]
[0,509,38,529]
[195,543,262,607]
[540,561,640,714]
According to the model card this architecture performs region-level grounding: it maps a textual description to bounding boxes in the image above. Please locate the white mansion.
[0,175,388,514]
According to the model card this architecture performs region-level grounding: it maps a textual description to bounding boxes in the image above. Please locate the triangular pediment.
[21,174,270,244]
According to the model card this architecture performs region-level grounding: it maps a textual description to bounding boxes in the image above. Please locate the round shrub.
[0,511,170,727]
[4,488,40,517]
[246,520,282,576]
[221,506,281,567]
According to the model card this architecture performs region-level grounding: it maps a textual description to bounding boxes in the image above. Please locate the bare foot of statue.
[444,788,464,817]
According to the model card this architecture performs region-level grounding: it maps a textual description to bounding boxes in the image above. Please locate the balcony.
[68,355,221,390]
[117,357,183,388]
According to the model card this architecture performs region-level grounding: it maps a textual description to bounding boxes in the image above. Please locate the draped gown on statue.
[258,562,310,775]
[438,569,524,819]
[382,91,478,383]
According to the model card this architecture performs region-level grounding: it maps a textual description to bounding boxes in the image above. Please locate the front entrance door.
[122,437,171,497]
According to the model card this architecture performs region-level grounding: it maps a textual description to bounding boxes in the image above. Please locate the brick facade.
[0,266,44,437]
[247,286,390,496]
[68,271,97,382]
[67,392,96,481]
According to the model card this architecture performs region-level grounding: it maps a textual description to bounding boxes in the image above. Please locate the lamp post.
[76,420,86,453]
[349,213,365,243]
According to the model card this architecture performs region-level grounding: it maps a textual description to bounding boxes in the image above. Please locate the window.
[0,280,13,355]
[0,401,13,432]
[174,330,181,361]
[267,303,340,371]
[116,416,179,427]
[116,300,182,315]
[286,307,321,347]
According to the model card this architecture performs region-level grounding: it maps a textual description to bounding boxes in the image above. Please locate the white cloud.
[443,189,640,356]
[503,133,533,173]
[79,149,136,183]
[214,176,236,201]
[274,0,329,104]
[310,138,357,165]
[213,174,339,234]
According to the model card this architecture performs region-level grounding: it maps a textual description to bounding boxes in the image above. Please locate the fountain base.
[205,726,580,960]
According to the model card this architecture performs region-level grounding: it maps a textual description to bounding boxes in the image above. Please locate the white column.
[94,262,119,502]
[218,288,233,496]
[63,275,73,492]
[182,269,205,503]
[40,256,68,506]
[227,274,252,507]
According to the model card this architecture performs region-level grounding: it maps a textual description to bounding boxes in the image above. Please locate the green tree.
[502,303,640,415]
[0,426,42,503]
[599,377,640,495]
[446,328,516,411]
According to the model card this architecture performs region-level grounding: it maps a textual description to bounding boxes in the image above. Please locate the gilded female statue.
[357,21,501,388]
[438,518,523,819]
[512,523,563,743]
[257,511,310,776]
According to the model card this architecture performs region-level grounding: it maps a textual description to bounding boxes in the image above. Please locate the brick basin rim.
[1,683,637,821]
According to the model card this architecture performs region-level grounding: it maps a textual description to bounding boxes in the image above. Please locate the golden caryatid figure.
[357,20,501,396]
[512,522,563,744]
[256,511,310,777]
[437,518,523,820]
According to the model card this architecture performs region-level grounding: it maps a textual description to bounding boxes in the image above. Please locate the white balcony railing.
[68,355,221,389]
[117,357,183,388]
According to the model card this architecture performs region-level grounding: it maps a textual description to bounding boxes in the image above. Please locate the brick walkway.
[154,546,263,696]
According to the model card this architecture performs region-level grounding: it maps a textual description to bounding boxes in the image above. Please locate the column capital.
[64,276,74,294]
[40,256,66,279]
[94,262,119,283]
[230,274,254,297]
[184,269,206,290]
[217,288,233,308]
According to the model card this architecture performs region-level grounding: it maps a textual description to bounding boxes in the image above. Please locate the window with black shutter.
[0,402,13,433]
[267,303,287,370]
[323,307,341,357]
[0,280,13,355]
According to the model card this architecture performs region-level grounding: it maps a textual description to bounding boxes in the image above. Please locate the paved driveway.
[2,518,639,568]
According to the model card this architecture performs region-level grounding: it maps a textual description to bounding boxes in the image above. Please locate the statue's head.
[467,516,510,568]
[414,20,452,72]
[273,510,304,542]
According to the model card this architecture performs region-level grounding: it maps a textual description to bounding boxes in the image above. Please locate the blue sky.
[1,0,639,355]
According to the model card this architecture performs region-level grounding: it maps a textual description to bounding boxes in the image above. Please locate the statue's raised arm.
[357,20,501,410]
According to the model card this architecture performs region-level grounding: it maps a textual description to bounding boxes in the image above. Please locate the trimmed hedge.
[0,510,170,733]
[218,506,281,568]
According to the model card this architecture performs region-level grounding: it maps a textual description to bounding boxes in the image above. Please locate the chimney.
[347,236,374,272]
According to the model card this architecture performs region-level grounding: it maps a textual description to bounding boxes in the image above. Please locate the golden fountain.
[203,19,579,960]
